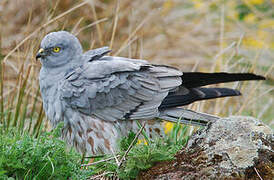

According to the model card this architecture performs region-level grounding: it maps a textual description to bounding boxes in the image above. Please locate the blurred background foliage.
[0,0,273,135]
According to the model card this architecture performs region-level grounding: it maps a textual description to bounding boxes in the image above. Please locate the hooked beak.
[36,48,45,60]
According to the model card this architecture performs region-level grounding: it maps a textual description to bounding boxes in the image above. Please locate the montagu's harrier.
[36,31,265,155]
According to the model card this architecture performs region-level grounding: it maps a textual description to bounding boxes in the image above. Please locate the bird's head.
[36,31,83,68]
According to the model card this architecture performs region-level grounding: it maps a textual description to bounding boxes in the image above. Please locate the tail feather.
[159,108,219,126]
[157,72,265,126]
[182,72,265,88]
[159,87,241,109]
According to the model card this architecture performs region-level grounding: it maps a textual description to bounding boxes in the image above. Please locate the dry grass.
[0,0,273,132]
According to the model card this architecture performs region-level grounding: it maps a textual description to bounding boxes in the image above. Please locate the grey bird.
[37,31,265,155]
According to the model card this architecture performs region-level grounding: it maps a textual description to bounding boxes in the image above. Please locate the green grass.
[0,119,190,180]
[87,121,190,179]
[0,123,92,180]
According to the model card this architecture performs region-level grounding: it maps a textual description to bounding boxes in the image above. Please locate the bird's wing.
[82,46,111,62]
[60,56,182,121]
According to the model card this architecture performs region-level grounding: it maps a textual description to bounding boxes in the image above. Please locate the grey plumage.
[37,31,265,155]
[60,58,182,122]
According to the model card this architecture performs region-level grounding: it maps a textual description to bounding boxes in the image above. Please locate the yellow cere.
[38,48,44,54]
[53,47,61,53]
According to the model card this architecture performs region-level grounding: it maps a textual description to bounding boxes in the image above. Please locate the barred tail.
[159,87,241,109]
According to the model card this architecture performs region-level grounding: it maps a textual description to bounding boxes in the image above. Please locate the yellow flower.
[243,37,264,49]
[271,42,274,49]
[137,139,148,145]
[242,29,272,49]
[191,0,205,9]
[194,2,204,9]
[162,0,174,15]
[249,0,264,5]
[244,13,256,23]
[164,122,174,134]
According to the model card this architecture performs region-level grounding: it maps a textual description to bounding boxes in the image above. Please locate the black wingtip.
[242,73,266,81]
[182,72,266,88]
[253,74,266,80]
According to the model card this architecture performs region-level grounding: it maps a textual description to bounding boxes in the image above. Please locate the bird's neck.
[41,62,79,76]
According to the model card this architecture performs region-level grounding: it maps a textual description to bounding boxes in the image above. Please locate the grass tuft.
[88,121,190,180]
[0,123,92,180]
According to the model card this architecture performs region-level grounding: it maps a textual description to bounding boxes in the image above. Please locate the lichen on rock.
[140,116,273,179]
[189,116,272,169]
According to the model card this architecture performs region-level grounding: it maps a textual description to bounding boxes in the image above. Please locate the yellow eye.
[53,47,61,53]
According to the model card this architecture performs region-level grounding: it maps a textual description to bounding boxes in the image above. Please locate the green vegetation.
[0,124,92,180]
[88,122,190,179]
[0,120,189,180]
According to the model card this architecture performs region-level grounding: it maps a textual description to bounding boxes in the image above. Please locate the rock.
[140,116,273,180]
